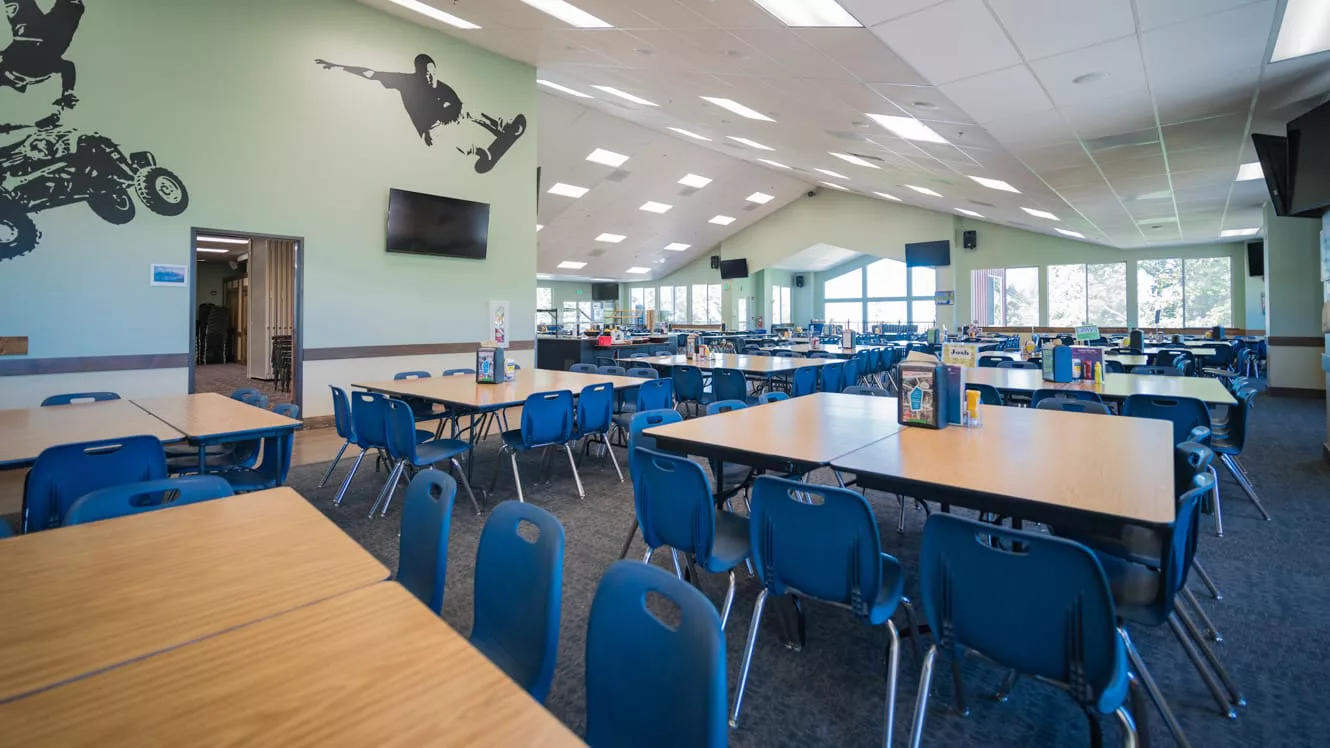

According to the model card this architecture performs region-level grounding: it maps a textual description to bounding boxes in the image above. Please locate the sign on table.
[941,342,979,367]
[1074,325,1100,342]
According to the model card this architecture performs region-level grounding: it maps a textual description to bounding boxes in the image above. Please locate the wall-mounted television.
[592,282,619,301]
[1251,133,1292,217]
[386,188,490,259]
[905,240,951,267]
[719,258,749,279]
[1288,100,1330,217]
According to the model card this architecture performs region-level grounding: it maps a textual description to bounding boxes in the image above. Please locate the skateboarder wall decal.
[313,53,526,174]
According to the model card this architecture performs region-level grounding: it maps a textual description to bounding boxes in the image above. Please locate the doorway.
[189,228,303,409]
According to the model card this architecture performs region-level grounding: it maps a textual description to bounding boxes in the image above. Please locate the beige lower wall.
[1268,346,1327,391]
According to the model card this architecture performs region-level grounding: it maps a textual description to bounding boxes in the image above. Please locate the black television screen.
[386,188,490,259]
[592,283,619,301]
[905,240,951,267]
[1288,100,1330,217]
[719,258,749,279]
[1251,133,1292,217]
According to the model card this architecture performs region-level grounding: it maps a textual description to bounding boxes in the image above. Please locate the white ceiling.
[358,0,1330,278]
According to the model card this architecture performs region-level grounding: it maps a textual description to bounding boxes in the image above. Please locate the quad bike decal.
[314,53,527,174]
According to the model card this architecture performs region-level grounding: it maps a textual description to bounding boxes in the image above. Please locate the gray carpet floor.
[292,393,1330,747]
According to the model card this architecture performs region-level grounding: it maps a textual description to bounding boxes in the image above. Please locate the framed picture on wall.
[150,263,187,287]
[489,300,509,348]
[1320,229,1330,282]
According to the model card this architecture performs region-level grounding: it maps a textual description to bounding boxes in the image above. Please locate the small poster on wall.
[150,263,187,287]
[1320,229,1329,282]
[489,300,508,348]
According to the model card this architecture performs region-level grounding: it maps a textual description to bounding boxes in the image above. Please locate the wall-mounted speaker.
[1246,240,1264,277]
[962,230,977,249]
[710,256,720,269]
[795,274,805,288]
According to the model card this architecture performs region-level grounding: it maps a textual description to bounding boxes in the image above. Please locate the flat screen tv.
[1251,133,1292,217]
[1288,99,1330,217]
[905,240,951,267]
[592,283,619,301]
[719,258,749,279]
[385,188,490,259]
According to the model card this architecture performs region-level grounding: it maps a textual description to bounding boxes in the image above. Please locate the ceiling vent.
[1084,128,1159,151]
[969,200,995,208]
[588,249,607,257]
[604,169,631,183]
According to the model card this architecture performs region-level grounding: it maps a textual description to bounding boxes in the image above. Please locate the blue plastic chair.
[64,475,233,526]
[220,403,299,493]
[334,392,394,506]
[758,391,788,404]
[493,390,582,502]
[572,382,625,484]
[443,368,475,376]
[910,513,1139,747]
[997,360,1040,370]
[710,368,750,404]
[586,561,727,748]
[597,365,627,376]
[1131,365,1181,377]
[732,476,914,743]
[470,501,565,703]
[671,365,707,417]
[24,435,167,532]
[625,366,658,380]
[570,363,598,374]
[230,388,263,403]
[1210,389,1269,521]
[393,370,443,422]
[374,399,481,518]
[318,385,355,488]
[613,379,673,435]
[791,366,818,397]
[844,385,889,397]
[821,362,846,393]
[1122,395,1211,446]
[1031,389,1103,408]
[396,470,456,615]
[40,392,120,406]
[966,382,1003,406]
[617,408,686,560]
[1036,397,1112,415]
[977,355,1008,368]
[843,357,860,388]
[0,521,11,539]
[395,371,431,380]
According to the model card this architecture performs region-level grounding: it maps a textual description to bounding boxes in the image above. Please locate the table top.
[0,488,388,701]
[357,368,645,409]
[133,393,302,440]
[0,399,185,468]
[775,344,883,357]
[1,584,583,747]
[650,353,835,374]
[646,392,904,467]
[832,405,1175,525]
[962,369,1236,405]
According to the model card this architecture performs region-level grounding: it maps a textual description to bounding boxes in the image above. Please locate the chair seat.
[867,554,906,626]
[502,429,562,452]
[721,462,752,486]
[217,469,277,493]
[413,438,471,466]
[704,510,751,572]
[1095,551,1164,627]
[1210,435,1240,455]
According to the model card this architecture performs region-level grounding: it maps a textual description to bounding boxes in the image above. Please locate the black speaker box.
[795,274,805,288]
[710,256,720,269]
[962,230,977,249]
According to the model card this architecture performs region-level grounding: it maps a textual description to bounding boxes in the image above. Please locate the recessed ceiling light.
[537,79,592,98]
[592,86,658,107]
[595,233,626,243]
[829,152,880,169]
[758,158,790,169]
[518,0,611,28]
[678,173,713,189]
[664,243,691,251]
[750,0,861,27]
[1236,161,1264,181]
[912,101,938,111]
[656,258,667,263]
[586,148,629,167]
[1022,207,1060,220]
[640,201,673,214]
[700,96,775,122]
[968,176,1021,193]
[874,192,902,202]
[709,215,736,226]
[1071,71,1111,85]
[905,185,942,197]
[536,224,544,232]
[1220,228,1260,237]
[668,127,711,141]
[547,182,590,198]
[197,236,249,244]
[866,114,949,144]
[1135,189,1173,201]
[746,192,775,204]
[1055,229,1086,239]
[558,261,587,269]
[1272,0,1330,61]
[815,168,849,179]
[626,266,651,274]
[387,0,479,29]
[727,136,775,151]
[196,247,230,254]
[819,181,849,191]
[956,208,983,218]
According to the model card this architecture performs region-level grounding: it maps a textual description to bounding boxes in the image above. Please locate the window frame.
[823,258,936,332]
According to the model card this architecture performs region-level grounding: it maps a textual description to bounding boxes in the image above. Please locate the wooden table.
[772,344,883,358]
[832,405,1176,532]
[133,393,303,474]
[1,584,583,747]
[648,353,834,374]
[1138,346,1218,357]
[356,368,645,410]
[0,488,388,702]
[0,400,184,469]
[962,369,1236,405]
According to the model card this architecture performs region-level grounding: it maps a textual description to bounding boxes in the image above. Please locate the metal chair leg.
[884,620,901,748]
[565,443,585,498]
[1166,613,1236,718]
[1181,587,1221,642]
[1192,559,1222,600]
[1114,705,1140,748]
[950,649,970,716]
[451,458,483,514]
[619,518,640,559]
[318,441,349,488]
[1222,453,1270,520]
[720,570,736,631]
[1208,465,1224,537]
[603,435,624,483]
[897,494,907,533]
[370,460,405,518]
[1176,607,1245,709]
[510,453,525,503]
[900,597,924,665]
[908,645,938,748]
[1121,626,1193,748]
[729,589,768,728]
[332,448,368,506]
[670,548,684,580]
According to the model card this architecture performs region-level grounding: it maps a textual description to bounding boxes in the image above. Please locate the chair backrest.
[230,388,263,402]
[627,409,684,503]
[64,475,234,526]
[1217,388,1254,452]
[1030,389,1102,407]
[807,351,831,359]
[626,367,659,380]
[570,363,598,374]
[710,368,748,402]
[791,366,818,397]
[920,513,1120,706]
[24,435,168,532]
[586,561,727,748]
[40,392,120,406]
[237,391,269,409]
[1121,394,1211,446]
[443,368,475,376]
[635,378,673,412]
[965,383,1003,406]
[248,404,299,487]
[394,370,431,380]
[747,476,885,618]
[842,358,860,387]
[977,355,1008,368]
[520,390,576,446]
[576,383,616,436]
[631,447,720,562]
[628,351,650,359]
[597,365,627,376]
[1173,441,1215,497]
[470,501,565,703]
[1104,360,1124,373]
[329,385,354,440]
[671,365,705,401]
[1163,475,1212,606]
[821,362,846,393]
[1131,365,1181,377]
[383,399,422,462]
[772,350,794,358]
[758,391,789,404]
[1035,397,1111,415]
[997,360,1040,370]
[843,385,889,397]
[349,391,390,450]
[705,399,747,416]
[396,471,456,614]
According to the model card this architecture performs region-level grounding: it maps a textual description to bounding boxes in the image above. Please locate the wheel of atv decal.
[508,114,526,137]
[87,191,137,225]
[0,199,40,261]
[134,166,190,217]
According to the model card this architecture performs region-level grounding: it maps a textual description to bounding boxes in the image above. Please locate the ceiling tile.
[796,28,929,85]
[871,0,1022,84]
[841,0,947,27]
[1134,0,1267,32]
[1141,0,1277,78]
[983,109,1079,149]
[988,0,1136,61]
[940,65,1054,124]
[1030,35,1148,107]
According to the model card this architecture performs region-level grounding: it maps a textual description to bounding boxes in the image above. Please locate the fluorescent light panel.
[969,175,1020,193]
[387,0,479,29]
[905,184,941,197]
[664,243,691,251]
[196,248,229,254]
[815,168,848,179]
[668,127,711,141]
[626,267,651,274]
[1236,161,1263,181]
[557,261,587,269]
[867,114,949,144]
[640,201,673,214]
[518,0,611,28]
[700,96,774,122]
[751,0,862,27]
[873,192,901,202]
[595,233,626,243]
[758,158,790,169]
[1220,228,1260,237]
[536,224,544,232]
[746,192,775,204]
[592,86,657,106]
[548,182,589,198]
[536,79,592,98]
[197,236,249,244]
[956,208,983,218]
[1056,229,1085,239]
[1271,0,1330,61]
[727,136,774,151]
[829,152,879,169]
[819,181,849,191]
[678,173,713,189]
[709,215,736,226]
[1022,207,1060,220]
[586,148,629,167]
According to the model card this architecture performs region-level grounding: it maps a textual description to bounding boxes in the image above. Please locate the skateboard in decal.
[468,113,525,174]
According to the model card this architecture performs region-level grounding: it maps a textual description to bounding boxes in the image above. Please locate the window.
[658,285,673,322]
[866,260,906,297]
[673,286,688,322]
[824,269,863,299]
[771,285,792,325]
[691,283,722,324]
[737,298,748,330]
[536,287,554,327]
[780,286,791,324]
[1137,257,1231,328]
[824,302,863,331]
[970,268,1039,326]
[824,259,936,332]
[1048,263,1126,326]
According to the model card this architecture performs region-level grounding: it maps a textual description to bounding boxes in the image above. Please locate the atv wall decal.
[0,0,191,261]
[314,54,526,174]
